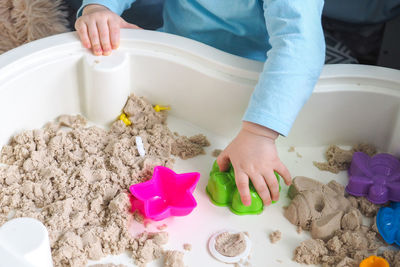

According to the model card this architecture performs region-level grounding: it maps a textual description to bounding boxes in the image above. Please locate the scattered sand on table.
[132,231,168,267]
[183,243,192,251]
[133,210,145,224]
[285,144,398,266]
[269,230,281,244]
[382,250,400,267]
[215,232,247,257]
[293,226,384,266]
[285,175,389,266]
[212,149,222,157]
[296,226,303,234]
[0,94,207,267]
[234,259,251,267]
[157,224,168,231]
[288,146,295,152]
[172,134,210,159]
[164,250,185,267]
[347,195,381,218]
[90,264,127,267]
[313,144,376,173]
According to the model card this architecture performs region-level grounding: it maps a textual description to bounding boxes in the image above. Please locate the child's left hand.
[217,121,291,206]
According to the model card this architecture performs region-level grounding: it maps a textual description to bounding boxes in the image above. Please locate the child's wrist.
[82,4,109,15]
[241,121,279,140]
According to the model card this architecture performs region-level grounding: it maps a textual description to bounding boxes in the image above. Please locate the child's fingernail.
[103,46,111,55]
[94,48,102,55]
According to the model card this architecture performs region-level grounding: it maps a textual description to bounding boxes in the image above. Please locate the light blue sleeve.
[243,0,325,136]
[77,0,136,16]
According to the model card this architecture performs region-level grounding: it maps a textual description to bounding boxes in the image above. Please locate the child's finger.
[216,152,230,172]
[75,21,91,48]
[97,20,112,55]
[235,170,251,206]
[250,173,271,206]
[108,20,120,50]
[87,22,102,56]
[264,171,280,202]
[275,162,292,186]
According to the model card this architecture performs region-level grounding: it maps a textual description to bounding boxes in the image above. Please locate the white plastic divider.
[387,107,400,157]
[1,31,400,150]
[1,30,400,267]
[82,51,131,125]
[0,218,53,267]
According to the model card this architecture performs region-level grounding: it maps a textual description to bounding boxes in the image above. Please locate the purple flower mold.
[346,152,400,204]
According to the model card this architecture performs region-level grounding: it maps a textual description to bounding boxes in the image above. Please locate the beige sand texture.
[285,176,351,236]
[90,264,127,267]
[382,250,400,267]
[285,176,388,266]
[269,230,282,244]
[215,232,247,257]
[164,250,185,267]
[313,144,376,173]
[171,134,210,159]
[132,231,169,267]
[183,243,192,251]
[0,94,209,267]
[211,149,222,157]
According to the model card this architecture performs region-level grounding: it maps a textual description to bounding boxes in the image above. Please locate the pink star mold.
[346,152,400,204]
[129,166,200,221]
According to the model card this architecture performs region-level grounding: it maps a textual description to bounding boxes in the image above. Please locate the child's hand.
[75,4,140,56]
[217,121,291,206]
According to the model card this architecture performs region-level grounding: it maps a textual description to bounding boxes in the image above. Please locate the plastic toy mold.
[359,256,389,267]
[346,152,400,204]
[153,104,170,112]
[206,161,281,215]
[119,113,131,126]
[376,202,400,246]
[129,166,200,221]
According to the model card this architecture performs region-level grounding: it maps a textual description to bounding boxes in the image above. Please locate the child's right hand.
[75,4,141,56]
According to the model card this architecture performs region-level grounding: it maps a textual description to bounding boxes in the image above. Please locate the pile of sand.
[215,232,247,257]
[313,144,376,173]
[0,94,209,266]
[286,176,388,266]
[286,144,399,266]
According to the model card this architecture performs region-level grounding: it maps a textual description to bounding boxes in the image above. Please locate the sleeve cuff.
[77,0,129,18]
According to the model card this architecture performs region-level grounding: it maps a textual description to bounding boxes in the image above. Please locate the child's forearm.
[243,0,325,137]
[82,4,109,15]
[79,0,136,17]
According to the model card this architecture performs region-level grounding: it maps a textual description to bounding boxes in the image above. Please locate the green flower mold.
[206,160,281,215]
